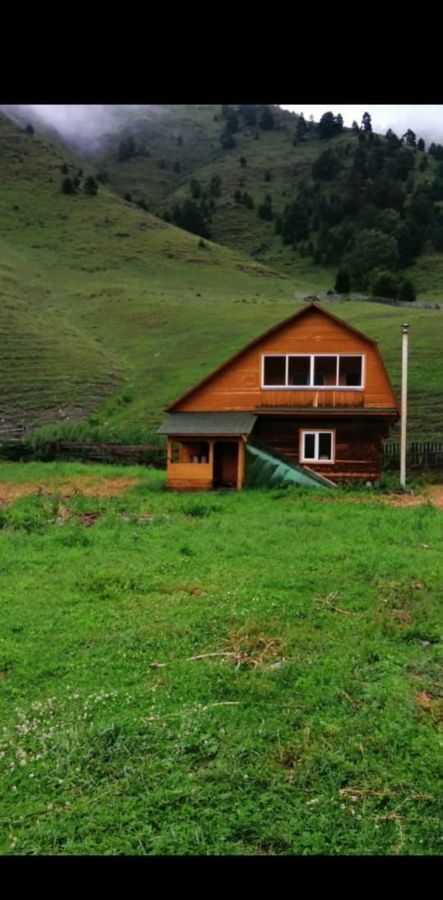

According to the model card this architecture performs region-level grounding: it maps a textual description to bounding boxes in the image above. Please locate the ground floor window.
[300,430,335,463]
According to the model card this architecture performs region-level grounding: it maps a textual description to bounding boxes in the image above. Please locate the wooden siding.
[174,308,398,414]
[167,462,212,491]
[254,415,391,483]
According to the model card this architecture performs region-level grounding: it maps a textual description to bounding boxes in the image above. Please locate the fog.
[0,104,163,153]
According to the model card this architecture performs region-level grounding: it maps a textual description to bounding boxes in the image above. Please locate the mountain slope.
[81,104,443,294]
[0,112,288,436]
[0,111,442,441]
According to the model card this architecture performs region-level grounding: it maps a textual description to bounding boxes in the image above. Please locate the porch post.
[166,439,172,464]
[237,437,246,490]
[209,440,214,485]
[400,323,409,489]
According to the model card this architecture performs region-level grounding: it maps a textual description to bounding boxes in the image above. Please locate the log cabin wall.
[173,308,397,415]
[253,415,391,482]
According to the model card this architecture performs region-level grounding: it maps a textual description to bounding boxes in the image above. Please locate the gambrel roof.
[167,301,382,413]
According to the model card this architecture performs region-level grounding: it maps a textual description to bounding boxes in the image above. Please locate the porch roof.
[157,412,257,436]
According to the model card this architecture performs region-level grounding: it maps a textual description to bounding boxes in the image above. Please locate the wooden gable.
[168,303,399,414]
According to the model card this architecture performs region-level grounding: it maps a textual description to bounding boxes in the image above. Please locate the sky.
[280,105,443,144]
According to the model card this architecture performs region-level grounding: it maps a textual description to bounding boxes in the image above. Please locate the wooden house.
[157,302,399,489]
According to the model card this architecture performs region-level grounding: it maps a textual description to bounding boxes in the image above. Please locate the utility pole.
[400,323,409,488]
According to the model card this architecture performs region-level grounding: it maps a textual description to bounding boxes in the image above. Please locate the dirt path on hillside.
[0,475,142,503]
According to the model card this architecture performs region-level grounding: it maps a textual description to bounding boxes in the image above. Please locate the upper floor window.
[262,354,364,389]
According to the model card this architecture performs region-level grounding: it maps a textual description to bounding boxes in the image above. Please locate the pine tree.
[361,112,372,133]
[334,268,351,293]
[259,106,275,130]
[296,113,308,140]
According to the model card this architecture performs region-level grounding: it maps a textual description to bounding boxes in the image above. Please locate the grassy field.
[0,463,441,855]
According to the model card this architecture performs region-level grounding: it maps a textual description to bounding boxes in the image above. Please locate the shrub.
[190,179,202,199]
[370,270,401,299]
[84,176,98,196]
[209,174,222,197]
[61,176,74,194]
[257,194,273,221]
[398,278,417,302]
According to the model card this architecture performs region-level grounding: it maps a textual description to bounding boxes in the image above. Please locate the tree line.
[276,114,443,300]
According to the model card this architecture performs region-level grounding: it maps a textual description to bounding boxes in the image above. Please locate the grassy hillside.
[0,465,441,854]
[83,104,443,290]
[0,111,442,440]
[0,113,286,436]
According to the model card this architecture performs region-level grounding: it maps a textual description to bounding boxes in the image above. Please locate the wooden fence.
[384,440,443,469]
[2,436,443,471]
[0,440,165,466]
[55,441,165,465]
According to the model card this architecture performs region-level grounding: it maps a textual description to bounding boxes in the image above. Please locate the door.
[213,441,239,488]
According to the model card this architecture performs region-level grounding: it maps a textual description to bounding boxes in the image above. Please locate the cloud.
[280,104,443,144]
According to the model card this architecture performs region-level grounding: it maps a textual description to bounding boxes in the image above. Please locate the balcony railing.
[257,390,365,409]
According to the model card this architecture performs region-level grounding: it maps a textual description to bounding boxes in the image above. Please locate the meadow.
[0,463,441,855]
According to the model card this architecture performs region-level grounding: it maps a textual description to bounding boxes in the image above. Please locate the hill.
[7,104,443,298]
[0,110,442,442]
[82,104,443,299]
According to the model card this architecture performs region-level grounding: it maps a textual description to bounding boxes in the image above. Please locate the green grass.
[0,464,441,855]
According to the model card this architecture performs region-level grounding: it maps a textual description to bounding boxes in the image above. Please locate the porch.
[166,438,246,490]
[157,412,257,491]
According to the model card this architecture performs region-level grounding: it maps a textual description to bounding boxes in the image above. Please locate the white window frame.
[300,429,335,464]
[261,353,365,390]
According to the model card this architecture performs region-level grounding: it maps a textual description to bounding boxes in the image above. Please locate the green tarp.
[245,440,333,489]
